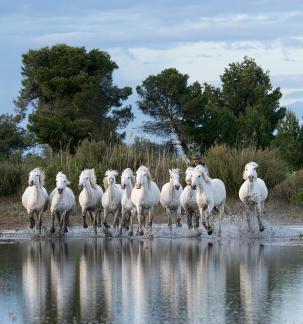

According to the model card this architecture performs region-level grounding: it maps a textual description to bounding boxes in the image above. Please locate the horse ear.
[251,162,259,168]
[169,169,172,174]
[105,170,110,177]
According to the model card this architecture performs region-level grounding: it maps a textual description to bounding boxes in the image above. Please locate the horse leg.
[218,203,225,237]
[257,202,265,232]
[128,210,135,236]
[29,211,35,229]
[50,211,56,233]
[176,206,182,228]
[82,210,88,229]
[245,204,252,231]
[166,207,172,231]
[187,210,193,229]
[119,208,126,235]
[199,208,206,231]
[64,211,70,233]
[193,212,199,229]
[37,211,43,234]
[97,208,102,228]
[92,211,97,235]
[148,208,153,228]
[137,206,144,236]
[113,210,120,230]
[206,204,214,235]
[103,208,111,229]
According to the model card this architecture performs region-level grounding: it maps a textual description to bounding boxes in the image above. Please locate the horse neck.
[84,181,93,200]
[32,183,43,202]
[51,189,63,209]
[125,182,133,198]
[169,180,176,200]
[108,183,116,200]
[247,179,256,195]
[197,180,205,194]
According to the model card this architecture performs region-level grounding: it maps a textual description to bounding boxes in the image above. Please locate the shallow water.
[1,235,303,323]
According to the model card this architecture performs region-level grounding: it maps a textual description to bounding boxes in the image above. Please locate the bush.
[204,144,289,196]
[273,170,303,204]
[0,161,24,196]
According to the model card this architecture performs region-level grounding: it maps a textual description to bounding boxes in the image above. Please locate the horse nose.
[191,184,197,190]
[175,185,180,190]
[121,184,126,189]
[136,183,141,189]
[248,175,253,182]
[58,188,63,194]
[79,184,83,190]
[28,181,33,186]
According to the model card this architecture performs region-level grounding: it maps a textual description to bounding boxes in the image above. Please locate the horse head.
[29,168,45,187]
[135,166,151,189]
[169,169,181,190]
[121,168,134,189]
[56,172,70,194]
[243,162,258,182]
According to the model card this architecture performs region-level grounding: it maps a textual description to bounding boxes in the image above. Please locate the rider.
[191,154,209,175]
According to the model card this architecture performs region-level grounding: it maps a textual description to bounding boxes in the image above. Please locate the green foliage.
[0,114,31,158]
[273,170,303,204]
[0,161,23,196]
[272,110,303,169]
[137,58,286,156]
[15,44,133,152]
[204,144,289,196]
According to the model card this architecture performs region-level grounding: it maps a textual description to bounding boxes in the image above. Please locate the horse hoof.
[207,230,213,235]
[138,230,144,236]
[177,223,182,228]
[102,228,112,237]
[83,224,88,229]
[97,223,102,228]
[104,223,111,229]
[64,228,68,233]
[50,228,55,234]
[128,231,133,237]
[260,226,265,232]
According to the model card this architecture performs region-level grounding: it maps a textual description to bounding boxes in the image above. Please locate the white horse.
[49,172,76,233]
[79,169,103,234]
[239,162,268,232]
[131,166,160,235]
[191,165,226,235]
[180,167,200,229]
[102,170,123,230]
[22,168,48,233]
[160,169,183,230]
[120,168,136,236]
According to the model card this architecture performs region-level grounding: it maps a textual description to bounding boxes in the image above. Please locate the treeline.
[1,44,303,202]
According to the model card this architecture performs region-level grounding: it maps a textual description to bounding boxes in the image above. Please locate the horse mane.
[32,167,45,186]
[82,169,97,189]
[56,171,70,185]
[195,165,211,184]
[169,168,181,175]
[185,167,194,175]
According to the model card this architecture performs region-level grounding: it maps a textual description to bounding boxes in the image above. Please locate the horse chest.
[196,192,208,207]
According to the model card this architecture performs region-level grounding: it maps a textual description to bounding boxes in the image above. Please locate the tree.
[15,44,133,151]
[273,110,303,168]
[221,57,286,147]
[0,114,31,158]
[137,58,286,155]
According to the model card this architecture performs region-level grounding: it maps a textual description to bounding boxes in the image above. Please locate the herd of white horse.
[21,162,268,236]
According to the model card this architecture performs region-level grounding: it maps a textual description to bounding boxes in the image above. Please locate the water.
[1,227,303,323]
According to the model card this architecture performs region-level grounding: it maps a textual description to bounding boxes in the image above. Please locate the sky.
[0,0,303,142]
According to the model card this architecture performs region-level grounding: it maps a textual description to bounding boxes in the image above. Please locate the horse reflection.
[50,241,76,321]
[240,243,268,324]
[22,241,50,321]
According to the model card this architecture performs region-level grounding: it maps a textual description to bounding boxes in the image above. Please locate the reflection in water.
[0,239,302,323]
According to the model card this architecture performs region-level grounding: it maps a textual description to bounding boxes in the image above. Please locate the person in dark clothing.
[191,154,209,174]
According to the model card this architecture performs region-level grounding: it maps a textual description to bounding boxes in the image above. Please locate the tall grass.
[0,140,290,199]
[204,144,289,196]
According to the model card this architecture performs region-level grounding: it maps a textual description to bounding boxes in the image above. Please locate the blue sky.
[0,0,303,142]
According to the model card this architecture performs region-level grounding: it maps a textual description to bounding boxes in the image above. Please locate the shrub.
[0,161,23,196]
[204,144,289,196]
[273,170,303,204]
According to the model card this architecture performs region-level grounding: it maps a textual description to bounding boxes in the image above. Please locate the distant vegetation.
[1,44,303,204]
